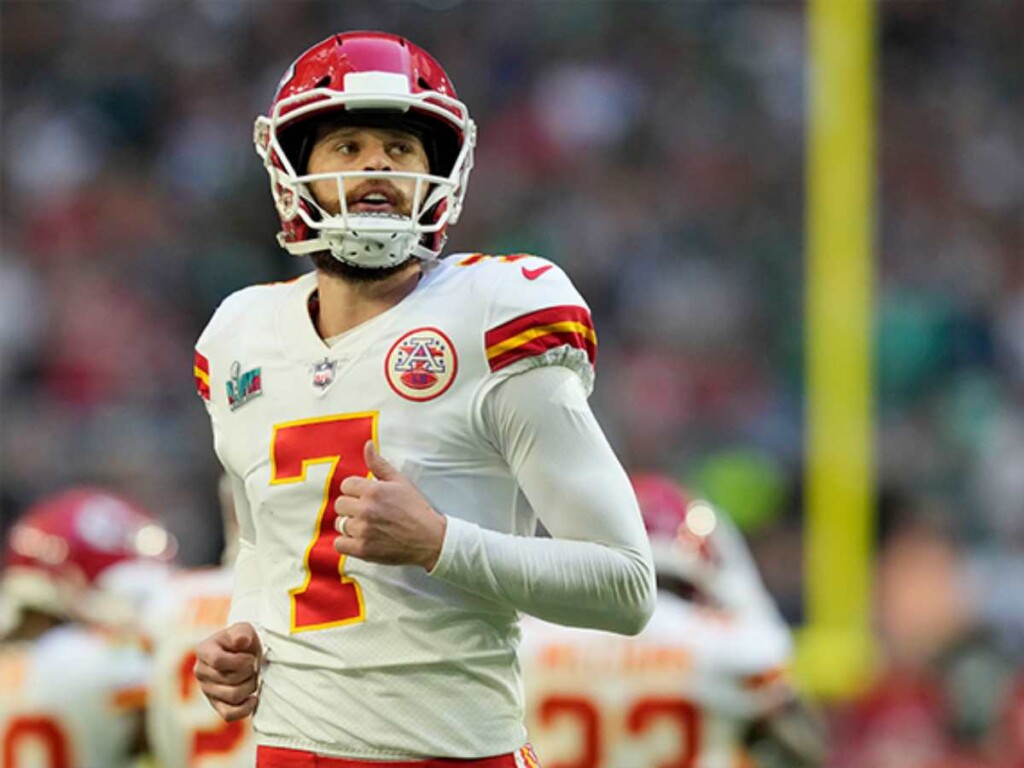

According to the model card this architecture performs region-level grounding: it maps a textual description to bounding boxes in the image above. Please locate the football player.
[192,30,656,765]
[0,487,177,768]
[519,473,827,767]
[143,476,256,768]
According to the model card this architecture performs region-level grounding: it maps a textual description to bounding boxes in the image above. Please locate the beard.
[310,250,413,282]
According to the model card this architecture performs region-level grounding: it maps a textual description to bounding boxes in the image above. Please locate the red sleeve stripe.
[194,350,210,376]
[194,350,211,401]
[485,305,596,372]
[457,253,489,267]
[486,305,594,348]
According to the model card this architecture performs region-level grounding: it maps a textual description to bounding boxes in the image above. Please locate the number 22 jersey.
[194,254,598,759]
[519,591,794,768]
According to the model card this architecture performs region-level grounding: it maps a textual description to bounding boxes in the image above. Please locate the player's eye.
[335,141,359,154]
[389,142,413,156]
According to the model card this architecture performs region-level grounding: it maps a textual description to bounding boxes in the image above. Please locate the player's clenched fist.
[193,621,262,722]
[334,441,447,570]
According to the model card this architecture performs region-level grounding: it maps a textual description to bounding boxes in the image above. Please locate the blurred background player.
[519,472,826,767]
[143,476,256,768]
[0,488,177,768]
[830,519,1023,768]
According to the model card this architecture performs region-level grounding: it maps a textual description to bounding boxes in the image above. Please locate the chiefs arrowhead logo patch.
[385,327,458,402]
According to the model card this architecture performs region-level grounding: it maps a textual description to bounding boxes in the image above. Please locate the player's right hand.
[193,621,262,722]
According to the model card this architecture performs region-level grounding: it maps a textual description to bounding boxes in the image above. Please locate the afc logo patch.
[385,327,458,402]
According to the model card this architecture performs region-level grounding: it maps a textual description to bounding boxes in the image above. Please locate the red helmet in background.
[631,472,776,613]
[1,488,178,630]
[254,31,476,269]
[631,472,721,591]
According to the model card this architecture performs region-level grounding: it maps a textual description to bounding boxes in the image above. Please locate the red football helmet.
[1,488,178,629]
[254,31,476,268]
[631,472,721,591]
[632,472,783,615]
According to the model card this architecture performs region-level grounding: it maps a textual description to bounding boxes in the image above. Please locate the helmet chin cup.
[323,217,419,269]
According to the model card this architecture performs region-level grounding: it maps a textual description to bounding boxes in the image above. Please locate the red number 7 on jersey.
[271,413,377,632]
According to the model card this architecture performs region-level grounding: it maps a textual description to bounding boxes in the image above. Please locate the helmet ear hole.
[278,122,312,173]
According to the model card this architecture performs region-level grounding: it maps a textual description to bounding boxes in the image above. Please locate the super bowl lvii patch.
[226,361,263,410]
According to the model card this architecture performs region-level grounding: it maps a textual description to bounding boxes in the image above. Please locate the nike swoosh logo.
[522,265,553,281]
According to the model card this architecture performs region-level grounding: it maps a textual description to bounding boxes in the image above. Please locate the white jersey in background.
[0,626,148,768]
[144,567,256,768]
[194,254,652,759]
[520,591,794,768]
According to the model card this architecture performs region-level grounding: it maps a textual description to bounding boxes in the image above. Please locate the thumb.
[364,440,400,481]
[224,622,262,657]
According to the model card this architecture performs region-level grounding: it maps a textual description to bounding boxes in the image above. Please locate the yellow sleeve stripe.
[486,321,597,359]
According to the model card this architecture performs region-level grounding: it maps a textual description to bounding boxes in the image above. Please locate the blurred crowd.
[1,1,1021,764]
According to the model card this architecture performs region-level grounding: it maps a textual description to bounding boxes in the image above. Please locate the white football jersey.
[194,254,597,758]
[0,626,148,768]
[519,592,793,768]
[144,567,257,768]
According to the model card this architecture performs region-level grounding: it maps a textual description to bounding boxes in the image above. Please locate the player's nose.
[362,141,392,172]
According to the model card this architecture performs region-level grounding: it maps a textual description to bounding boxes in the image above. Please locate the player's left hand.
[334,441,447,570]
